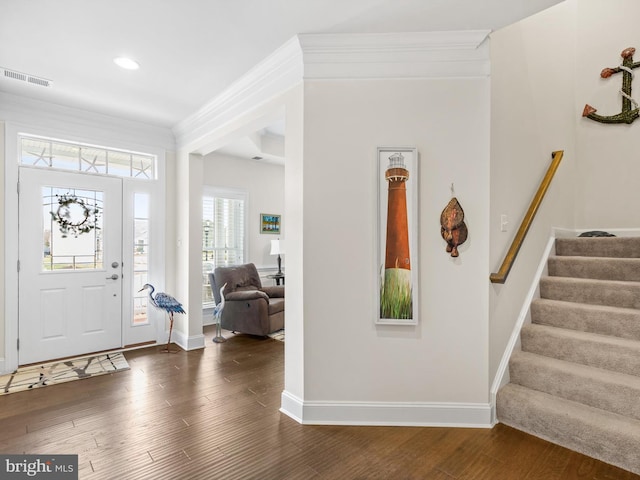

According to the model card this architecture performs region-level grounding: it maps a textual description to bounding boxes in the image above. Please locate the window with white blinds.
[202,188,247,305]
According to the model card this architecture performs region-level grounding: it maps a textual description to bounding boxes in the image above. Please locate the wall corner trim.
[280,390,305,423]
[172,330,206,351]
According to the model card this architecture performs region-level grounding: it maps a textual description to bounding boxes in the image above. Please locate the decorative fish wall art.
[440,197,468,258]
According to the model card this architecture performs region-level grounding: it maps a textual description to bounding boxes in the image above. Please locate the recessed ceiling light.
[113,57,140,70]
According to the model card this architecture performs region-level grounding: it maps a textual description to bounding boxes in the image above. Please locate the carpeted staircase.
[497,236,640,474]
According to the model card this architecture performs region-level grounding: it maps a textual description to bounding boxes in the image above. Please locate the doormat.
[268,329,284,342]
[0,352,129,396]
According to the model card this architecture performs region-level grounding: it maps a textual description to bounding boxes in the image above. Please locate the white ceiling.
[216,122,287,166]
[0,0,562,140]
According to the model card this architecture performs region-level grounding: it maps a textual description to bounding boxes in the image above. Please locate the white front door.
[19,168,123,364]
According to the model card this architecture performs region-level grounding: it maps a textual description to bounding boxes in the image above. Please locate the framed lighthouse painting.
[376,147,419,325]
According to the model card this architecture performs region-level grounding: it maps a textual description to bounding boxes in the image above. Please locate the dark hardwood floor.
[0,326,638,480]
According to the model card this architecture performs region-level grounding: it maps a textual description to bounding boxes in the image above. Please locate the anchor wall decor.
[583,47,640,124]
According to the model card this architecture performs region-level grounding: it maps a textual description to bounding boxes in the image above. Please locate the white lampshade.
[270,239,284,255]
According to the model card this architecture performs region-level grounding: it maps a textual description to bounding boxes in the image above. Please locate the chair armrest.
[261,286,284,298]
[225,290,269,301]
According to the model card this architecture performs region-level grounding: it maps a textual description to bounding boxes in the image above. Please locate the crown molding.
[173,30,491,152]
[173,36,304,151]
[0,92,176,151]
[299,30,491,80]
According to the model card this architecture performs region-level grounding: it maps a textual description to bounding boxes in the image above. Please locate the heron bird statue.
[139,283,185,353]
[212,283,227,343]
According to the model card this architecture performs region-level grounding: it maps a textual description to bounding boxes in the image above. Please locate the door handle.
[106,274,119,280]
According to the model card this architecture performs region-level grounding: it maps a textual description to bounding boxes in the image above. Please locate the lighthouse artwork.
[377,147,418,324]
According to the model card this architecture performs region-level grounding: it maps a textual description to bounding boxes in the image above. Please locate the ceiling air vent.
[1,67,52,87]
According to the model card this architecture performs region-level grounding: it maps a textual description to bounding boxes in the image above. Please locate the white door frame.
[3,122,167,373]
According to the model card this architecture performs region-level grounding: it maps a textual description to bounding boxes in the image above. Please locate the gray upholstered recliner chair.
[209,263,284,336]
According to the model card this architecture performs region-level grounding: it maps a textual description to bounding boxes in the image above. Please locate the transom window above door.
[19,134,156,180]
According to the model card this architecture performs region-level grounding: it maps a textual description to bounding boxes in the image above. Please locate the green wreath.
[50,193,100,238]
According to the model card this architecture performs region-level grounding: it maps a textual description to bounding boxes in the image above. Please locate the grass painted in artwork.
[380,268,413,319]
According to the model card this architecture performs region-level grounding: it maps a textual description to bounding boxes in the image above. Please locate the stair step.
[501,236,640,472]
[548,256,640,282]
[555,236,640,258]
[509,351,640,421]
[531,298,640,341]
[521,323,640,376]
[497,383,640,474]
[539,276,640,310]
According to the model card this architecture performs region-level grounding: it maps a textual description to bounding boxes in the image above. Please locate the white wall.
[575,0,640,227]
[488,2,577,389]
[301,77,491,407]
[202,153,285,270]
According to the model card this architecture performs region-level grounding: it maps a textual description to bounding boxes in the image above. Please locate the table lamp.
[270,239,284,275]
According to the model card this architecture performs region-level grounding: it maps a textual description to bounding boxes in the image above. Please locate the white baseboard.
[280,390,304,423]
[555,227,640,238]
[552,227,580,238]
[0,358,5,375]
[280,390,492,427]
[172,330,205,351]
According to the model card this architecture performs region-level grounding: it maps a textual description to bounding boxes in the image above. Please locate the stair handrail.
[490,150,564,284]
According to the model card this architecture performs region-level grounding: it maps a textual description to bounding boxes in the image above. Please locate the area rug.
[0,352,129,395]
[268,329,284,342]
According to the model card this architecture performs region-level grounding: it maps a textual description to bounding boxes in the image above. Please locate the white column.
[174,150,205,349]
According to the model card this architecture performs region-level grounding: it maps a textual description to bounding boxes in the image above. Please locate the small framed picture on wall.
[260,213,281,234]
